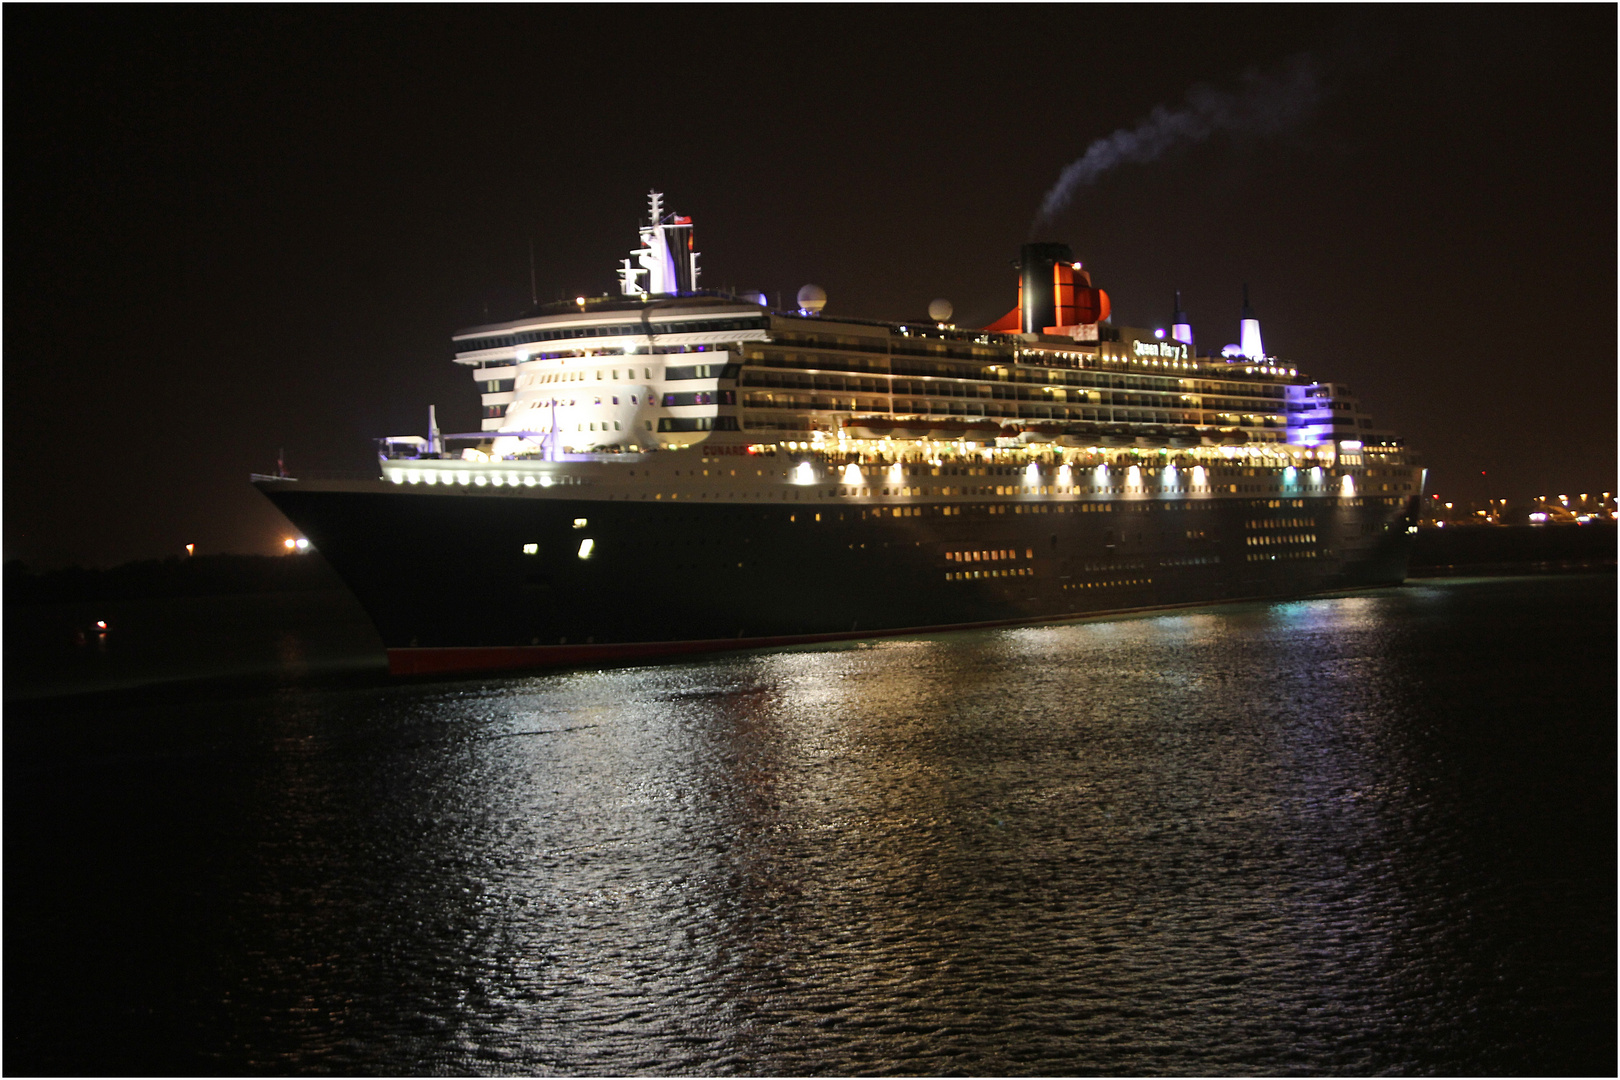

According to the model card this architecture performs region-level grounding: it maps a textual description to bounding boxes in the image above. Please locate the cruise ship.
[254,194,1424,675]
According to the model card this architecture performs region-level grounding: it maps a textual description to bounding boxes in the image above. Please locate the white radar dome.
[928,298,954,322]
[796,284,827,314]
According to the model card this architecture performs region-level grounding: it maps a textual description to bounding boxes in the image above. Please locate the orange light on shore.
[283,538,297,550]
[185,543,195,556]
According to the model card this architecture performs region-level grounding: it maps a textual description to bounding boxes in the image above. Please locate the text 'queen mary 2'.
[254,194,1425,676]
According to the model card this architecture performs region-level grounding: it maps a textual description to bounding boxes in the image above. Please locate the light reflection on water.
[8,576,1614,1075]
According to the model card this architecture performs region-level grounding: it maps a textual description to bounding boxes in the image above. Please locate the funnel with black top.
[1020,242,1075,334]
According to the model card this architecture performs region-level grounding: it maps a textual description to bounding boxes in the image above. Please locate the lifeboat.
[841,417,895,439]
[1167,425,1201,448]
[1056,421,1101,448]
[1017,421,1063,444]
[1136,424,1171,447]
[889,421,935,440]
[1100,424,1135,447]
[927,419,973,441]
[963,420,1008,443]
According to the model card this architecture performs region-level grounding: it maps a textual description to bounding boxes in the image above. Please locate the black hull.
[260,484,1419,674]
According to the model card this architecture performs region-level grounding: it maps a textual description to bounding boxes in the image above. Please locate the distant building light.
[577,538,595,559]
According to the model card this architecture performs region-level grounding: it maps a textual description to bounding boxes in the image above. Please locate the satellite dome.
[796,284,827,315]
[928,298,954,322]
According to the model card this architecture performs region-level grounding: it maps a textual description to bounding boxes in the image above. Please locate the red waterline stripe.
[384,584,1391,676]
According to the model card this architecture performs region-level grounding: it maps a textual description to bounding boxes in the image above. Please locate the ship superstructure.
[257,194,1424,675]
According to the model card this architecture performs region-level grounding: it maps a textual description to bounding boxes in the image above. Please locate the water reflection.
[9,577,1612,1075]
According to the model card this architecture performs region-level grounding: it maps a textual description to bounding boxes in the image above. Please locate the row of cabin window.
[533,368,653,384]
[519,364,740,388]
[752,350,1288,398]
[947,548,1033,563]
[1059,577,1152,589]
[739,395,1230,425]
[509,418,734,434]
[1246,517,1316,529]
[743,370,1280,409]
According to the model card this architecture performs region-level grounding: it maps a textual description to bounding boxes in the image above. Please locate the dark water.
[7,575,1614,1075]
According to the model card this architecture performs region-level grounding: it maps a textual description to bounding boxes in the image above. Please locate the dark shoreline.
[1408,520,1615,573]
[5,551,348,606]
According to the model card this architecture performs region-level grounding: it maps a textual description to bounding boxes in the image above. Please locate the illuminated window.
[522,543,539,555]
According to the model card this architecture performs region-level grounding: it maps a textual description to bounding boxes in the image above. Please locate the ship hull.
[259,481,1419,675]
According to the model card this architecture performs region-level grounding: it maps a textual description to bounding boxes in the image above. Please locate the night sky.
[8,7,1614,568]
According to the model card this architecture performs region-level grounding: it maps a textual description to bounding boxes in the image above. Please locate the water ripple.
[7,576,1613,1074]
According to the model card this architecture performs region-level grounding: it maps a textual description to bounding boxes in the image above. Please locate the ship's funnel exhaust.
[983,241,1107,334]
[1019,243,1074,334]
[1239,283,1265,359]
[1171,290,1194,346]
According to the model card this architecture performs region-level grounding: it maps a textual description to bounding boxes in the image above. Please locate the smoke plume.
[1035,53,1321,228]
